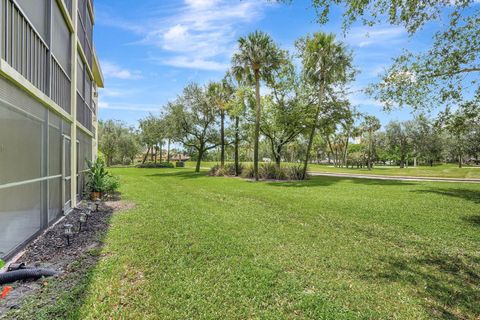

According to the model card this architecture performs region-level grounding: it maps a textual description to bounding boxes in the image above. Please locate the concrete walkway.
[308,171,480,184]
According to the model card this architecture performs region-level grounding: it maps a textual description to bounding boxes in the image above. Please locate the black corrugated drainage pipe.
[0,268,56,285]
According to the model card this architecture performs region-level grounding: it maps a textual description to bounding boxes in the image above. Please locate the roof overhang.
[92,47,104,88]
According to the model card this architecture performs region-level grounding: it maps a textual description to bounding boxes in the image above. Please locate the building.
[0,0,104,260]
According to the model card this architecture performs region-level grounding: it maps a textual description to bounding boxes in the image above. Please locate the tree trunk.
[234,117,240,176]
[151,145,154,162]
[302,83,325,180]
[254,71,261,181]
[167,139,171,162]
[159,141,163,163]
[142,147,150,164]
[220,110,225,168]
[459,154,463,168]
[196,146,204,173]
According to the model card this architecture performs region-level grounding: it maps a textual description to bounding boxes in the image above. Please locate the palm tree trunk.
[302,82,325,180]
[220,110,225,168]
[254,71,261,181]
[234,116,240,176]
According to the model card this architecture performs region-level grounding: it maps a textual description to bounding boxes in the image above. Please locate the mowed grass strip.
[78,168,480,319]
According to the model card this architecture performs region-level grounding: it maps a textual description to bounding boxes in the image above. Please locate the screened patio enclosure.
[0,0,102,260]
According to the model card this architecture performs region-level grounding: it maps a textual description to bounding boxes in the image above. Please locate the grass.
[308,163,480,179]
[185,161,480,179]
[49,167,480,319]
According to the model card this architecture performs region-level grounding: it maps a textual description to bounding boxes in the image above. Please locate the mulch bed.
[0,199,129,317]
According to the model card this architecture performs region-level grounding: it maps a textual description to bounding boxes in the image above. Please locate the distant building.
[0,0,104,260]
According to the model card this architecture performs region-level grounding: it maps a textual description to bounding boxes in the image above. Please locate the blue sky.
[94,0,438,127]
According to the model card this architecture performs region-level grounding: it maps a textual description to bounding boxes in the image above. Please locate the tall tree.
[207,76,234,168]
[297,32,354,179]
[360,115,381,170]
[232,31,285,181]
[139,115,165,164]
[277,0,480,117]
[260,60,306,167]
[385,121,413,168]
[167,83,220,173]
[226,80,251,176]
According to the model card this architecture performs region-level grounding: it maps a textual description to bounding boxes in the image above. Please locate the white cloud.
[102,61,143,80]
[102,0,269,71]
[346,26,406,48]
[158,56,229,71]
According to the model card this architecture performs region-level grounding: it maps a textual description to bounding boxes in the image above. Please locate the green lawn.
[56,168,479,319]
[308,163,480,179]
[185,161,480,179]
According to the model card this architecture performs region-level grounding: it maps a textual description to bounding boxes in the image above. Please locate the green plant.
[176,161,185,168]
[137,162,174,168]
[86,158,119,196]
[0,259,4,269]
[240,165,255,179]
[86,158,109,193]
[103,175,120,193]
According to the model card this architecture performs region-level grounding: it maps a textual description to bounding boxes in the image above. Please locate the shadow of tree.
[413,188,480,205]
[266,176,417,188]
[367,253,480,319]
[145,170,207,180]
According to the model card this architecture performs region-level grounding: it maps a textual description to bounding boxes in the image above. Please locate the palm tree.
[208,76,234,168]
[297,32,354,179]
[232,31,284,181]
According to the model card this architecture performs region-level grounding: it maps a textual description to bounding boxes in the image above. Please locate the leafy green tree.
[297,32,354,179]
[226,79,252,176]
[385,121,414,168]
[360,115,381,170]
[166,83,220,173]
[139,115,165,164]
[437,102,479,167]
[207,76,234,168]
[277,0,479,116]
[260,60,306,167]
[99,120,124,166]
[232,31,285,181]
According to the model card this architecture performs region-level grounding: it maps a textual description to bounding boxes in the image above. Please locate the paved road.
[308,171,480,184]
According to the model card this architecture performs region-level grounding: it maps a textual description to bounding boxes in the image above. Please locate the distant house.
[0,0,104,260]
[171,154,191,162]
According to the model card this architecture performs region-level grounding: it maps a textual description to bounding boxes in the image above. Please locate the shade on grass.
[185,161,480,179]
[71,168,479,319]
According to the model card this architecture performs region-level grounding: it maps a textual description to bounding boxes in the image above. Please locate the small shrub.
[285,164,306,180]
[241,165,255,179]
[103,175,120,193]
[176,161,185,168]
[137,162,174,168]
[259,163,277,180]
[209,163,244,176]
[208,164,221,176]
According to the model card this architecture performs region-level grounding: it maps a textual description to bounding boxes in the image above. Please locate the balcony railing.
[2,0,49,94]
[76,92,92,131]
[51,55,71,113]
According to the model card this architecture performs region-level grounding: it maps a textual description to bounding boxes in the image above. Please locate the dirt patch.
[104,200,136,212]
[0,200,121,318]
